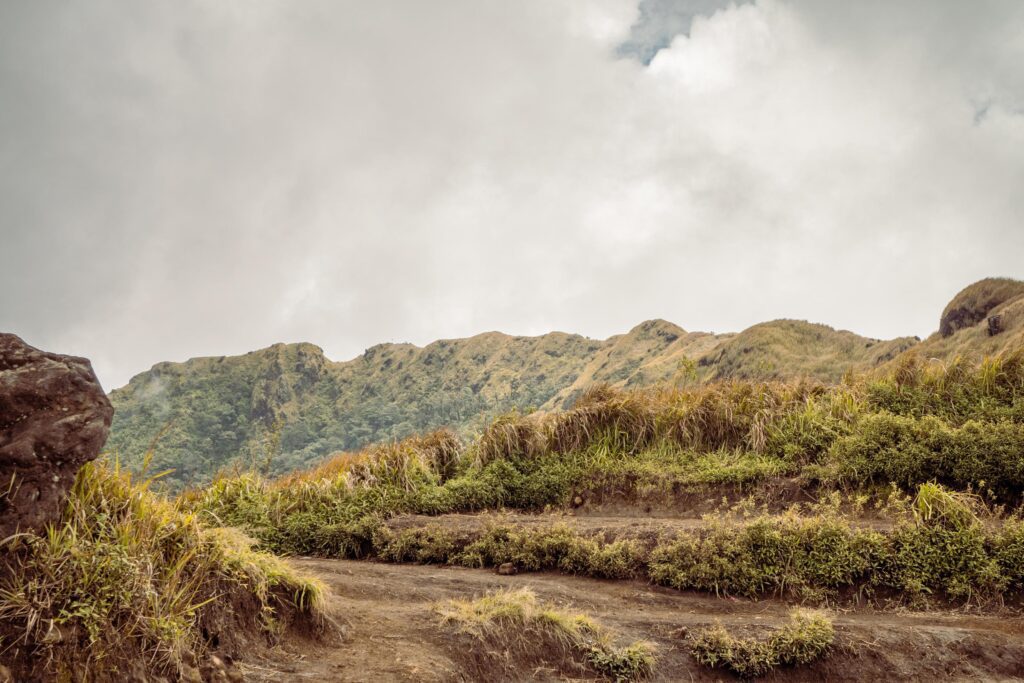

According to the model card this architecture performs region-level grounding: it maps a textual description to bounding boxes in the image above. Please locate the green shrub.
[883,521,1004,601]
[689,609,834,677]
[375,524,458,564]
[866,351,1024,424]
[828,413,1024,496]
[994,519,1024,589]
[648,514,882,599]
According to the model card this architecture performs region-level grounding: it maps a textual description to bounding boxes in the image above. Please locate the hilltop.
[106,277,1021,489]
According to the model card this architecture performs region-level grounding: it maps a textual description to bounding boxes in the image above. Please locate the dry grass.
[689,609,834,677]
[275,428,465,492]
[436,587,655,682]
[474,412,547,467]
[0,458,326,681]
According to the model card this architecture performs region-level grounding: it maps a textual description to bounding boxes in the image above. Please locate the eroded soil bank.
[242,558,1024,682]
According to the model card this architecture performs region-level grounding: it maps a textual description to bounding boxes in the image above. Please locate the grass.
[436,587,655,682]
[181,351,1024,607]
[689,609,834,677]
[10,319,1024,677]
[258,483,1024,607]
[939,277,1024,337]
[0,458,327,681]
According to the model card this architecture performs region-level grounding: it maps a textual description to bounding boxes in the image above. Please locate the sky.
[1,0,1022,390]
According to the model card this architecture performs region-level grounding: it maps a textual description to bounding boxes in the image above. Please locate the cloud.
[618,0,749,64]
[1,0,1022,389]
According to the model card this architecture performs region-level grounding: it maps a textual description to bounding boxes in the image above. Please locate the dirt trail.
[243,559,1024,682]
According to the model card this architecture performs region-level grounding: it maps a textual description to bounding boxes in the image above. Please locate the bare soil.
[242,558,1024,682]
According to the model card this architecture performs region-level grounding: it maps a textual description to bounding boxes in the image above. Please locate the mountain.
[106,278,1022,489]
[912,277,1024,361]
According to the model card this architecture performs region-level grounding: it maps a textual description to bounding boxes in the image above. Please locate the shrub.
[828,413,1024,496]
[547,384,657,455]
[374,524,459,564]
[866,350,1024,424]
[474,411,546,466]
[648,514,882,599]
[689,609,834,677]
[994,518,1024,589]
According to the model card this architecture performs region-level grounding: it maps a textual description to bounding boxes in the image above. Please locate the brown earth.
[241,559,1024,682]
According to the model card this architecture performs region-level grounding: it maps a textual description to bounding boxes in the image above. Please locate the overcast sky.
[2,0,1022,390]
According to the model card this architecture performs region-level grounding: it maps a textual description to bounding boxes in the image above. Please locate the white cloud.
[1,0,1022,388]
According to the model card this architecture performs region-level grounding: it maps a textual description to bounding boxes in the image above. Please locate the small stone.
[180,664,202,683]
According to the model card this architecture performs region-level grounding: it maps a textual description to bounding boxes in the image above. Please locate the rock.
[496,563,518,576]
[0,334,113,539]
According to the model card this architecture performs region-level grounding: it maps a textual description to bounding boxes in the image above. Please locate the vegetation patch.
[689,609,834,678]
[436,587,655,682]
[183,352,1024,608]
[0,459,328,682]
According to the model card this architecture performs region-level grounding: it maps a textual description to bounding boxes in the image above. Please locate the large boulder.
[0,334,113,539]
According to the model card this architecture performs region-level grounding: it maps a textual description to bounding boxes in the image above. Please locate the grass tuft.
[437,587,654,682]
[689,609,834,677]
[0,458,326,681]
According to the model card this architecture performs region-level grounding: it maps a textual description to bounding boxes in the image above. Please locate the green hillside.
[107,278,1022,489]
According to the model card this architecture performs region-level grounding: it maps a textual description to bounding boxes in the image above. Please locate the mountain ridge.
[106,277,1024,489]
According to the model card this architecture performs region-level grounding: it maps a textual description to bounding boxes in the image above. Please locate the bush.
[828,413,1024,496]
[689,609,834,677]
[648,514,883,599]
[994,519,1024,589]
[866,351,1024,424]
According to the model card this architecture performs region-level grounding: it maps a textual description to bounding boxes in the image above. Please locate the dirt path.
[242,559,1024,682]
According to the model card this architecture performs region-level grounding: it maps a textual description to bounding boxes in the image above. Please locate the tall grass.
[183,350,1024,606]
[0,458,326,682]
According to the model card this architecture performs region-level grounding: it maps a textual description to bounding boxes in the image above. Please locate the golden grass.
[689,609,834,677]
[0,458,326,681]
[437,587,655,681]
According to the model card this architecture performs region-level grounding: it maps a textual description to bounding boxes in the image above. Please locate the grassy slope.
[699,320,918,383]
[109,317,923,489]
[910,278,1024,364]
[187,349,1024,608]
[0,459,327,682]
